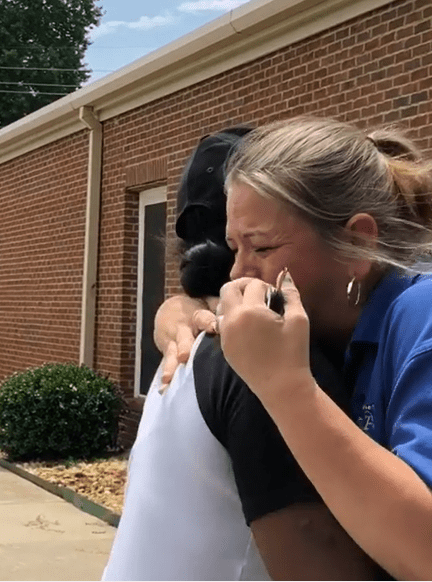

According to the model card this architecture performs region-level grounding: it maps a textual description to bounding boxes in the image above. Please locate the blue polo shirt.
[346,269,432,488]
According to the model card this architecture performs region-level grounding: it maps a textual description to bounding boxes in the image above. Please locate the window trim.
[134,185,167,398]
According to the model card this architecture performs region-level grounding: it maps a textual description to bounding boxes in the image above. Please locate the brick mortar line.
[0,458,120,528]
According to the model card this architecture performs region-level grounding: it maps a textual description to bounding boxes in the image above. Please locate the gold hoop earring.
[347,276,361,306]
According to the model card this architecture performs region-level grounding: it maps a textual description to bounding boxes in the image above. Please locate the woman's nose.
[229,252,257,280]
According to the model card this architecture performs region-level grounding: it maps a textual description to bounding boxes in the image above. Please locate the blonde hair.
[226,116,432,270]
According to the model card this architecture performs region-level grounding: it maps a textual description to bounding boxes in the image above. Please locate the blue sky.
[85,0,253,84]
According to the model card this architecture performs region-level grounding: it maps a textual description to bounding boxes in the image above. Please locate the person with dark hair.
[102,126,380,581]
[155,116,432,580]
[175,127,250,299]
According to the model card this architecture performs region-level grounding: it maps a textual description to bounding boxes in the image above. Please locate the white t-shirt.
[103,333,270,581]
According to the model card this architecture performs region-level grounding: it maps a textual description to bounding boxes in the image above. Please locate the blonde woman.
[156,116,432,580]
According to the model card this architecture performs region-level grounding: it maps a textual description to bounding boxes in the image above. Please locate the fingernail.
[209,321,218,334]
[210,317,221,335]
[276,268,288,291]
[280,269,293,289]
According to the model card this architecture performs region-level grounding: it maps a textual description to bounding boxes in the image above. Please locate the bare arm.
[251,503,384,581]
[219,277,432,580]
[256,384,432,581]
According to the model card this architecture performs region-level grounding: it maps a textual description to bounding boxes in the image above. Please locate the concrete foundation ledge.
[0,458,120,527]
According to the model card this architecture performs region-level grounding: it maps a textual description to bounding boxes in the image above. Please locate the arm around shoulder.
[251,502,384,581]
[153,294,217,385]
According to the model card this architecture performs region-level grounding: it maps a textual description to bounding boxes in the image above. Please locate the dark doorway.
[139,200,166,395]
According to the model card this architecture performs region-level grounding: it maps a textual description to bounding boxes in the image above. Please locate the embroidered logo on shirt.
[357,404,375,432]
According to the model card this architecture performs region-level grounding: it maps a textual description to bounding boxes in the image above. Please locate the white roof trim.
[0,0,391,164]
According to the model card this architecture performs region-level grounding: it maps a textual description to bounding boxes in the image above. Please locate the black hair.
[179,240,234,298]
[175,125,252,298]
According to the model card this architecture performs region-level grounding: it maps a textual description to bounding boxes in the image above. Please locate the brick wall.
[0,132,88,379]
[0,0,430,447]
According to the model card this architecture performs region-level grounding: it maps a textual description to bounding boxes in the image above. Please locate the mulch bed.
[1,451,129,515]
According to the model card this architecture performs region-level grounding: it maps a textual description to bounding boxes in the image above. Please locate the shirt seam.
[393,340,432,389]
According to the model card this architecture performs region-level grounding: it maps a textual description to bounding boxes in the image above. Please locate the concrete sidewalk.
[0,466,116,581]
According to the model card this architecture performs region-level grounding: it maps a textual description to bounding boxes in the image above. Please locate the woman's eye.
[255,246,275,254]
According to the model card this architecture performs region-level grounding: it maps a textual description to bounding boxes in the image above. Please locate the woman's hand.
[218,274,315,408]
[153,294,218,386]
[220,275,432,581]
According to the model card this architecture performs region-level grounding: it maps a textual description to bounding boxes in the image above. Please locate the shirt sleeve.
[386,346,432,488]
[193,335,346,524]
[381,279,432,489]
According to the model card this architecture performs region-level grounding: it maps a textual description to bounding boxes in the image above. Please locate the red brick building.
[0,0,430,445]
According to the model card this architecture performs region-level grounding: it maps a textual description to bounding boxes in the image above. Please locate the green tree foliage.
[0,0,103,128]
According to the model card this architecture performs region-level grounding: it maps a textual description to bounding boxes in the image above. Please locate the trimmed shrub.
[0,363,123,461]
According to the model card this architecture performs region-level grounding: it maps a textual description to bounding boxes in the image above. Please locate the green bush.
[0,363,124,461]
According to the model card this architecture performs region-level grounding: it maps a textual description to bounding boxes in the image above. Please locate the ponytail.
[368,129,432,251]
[179,240,234,298]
